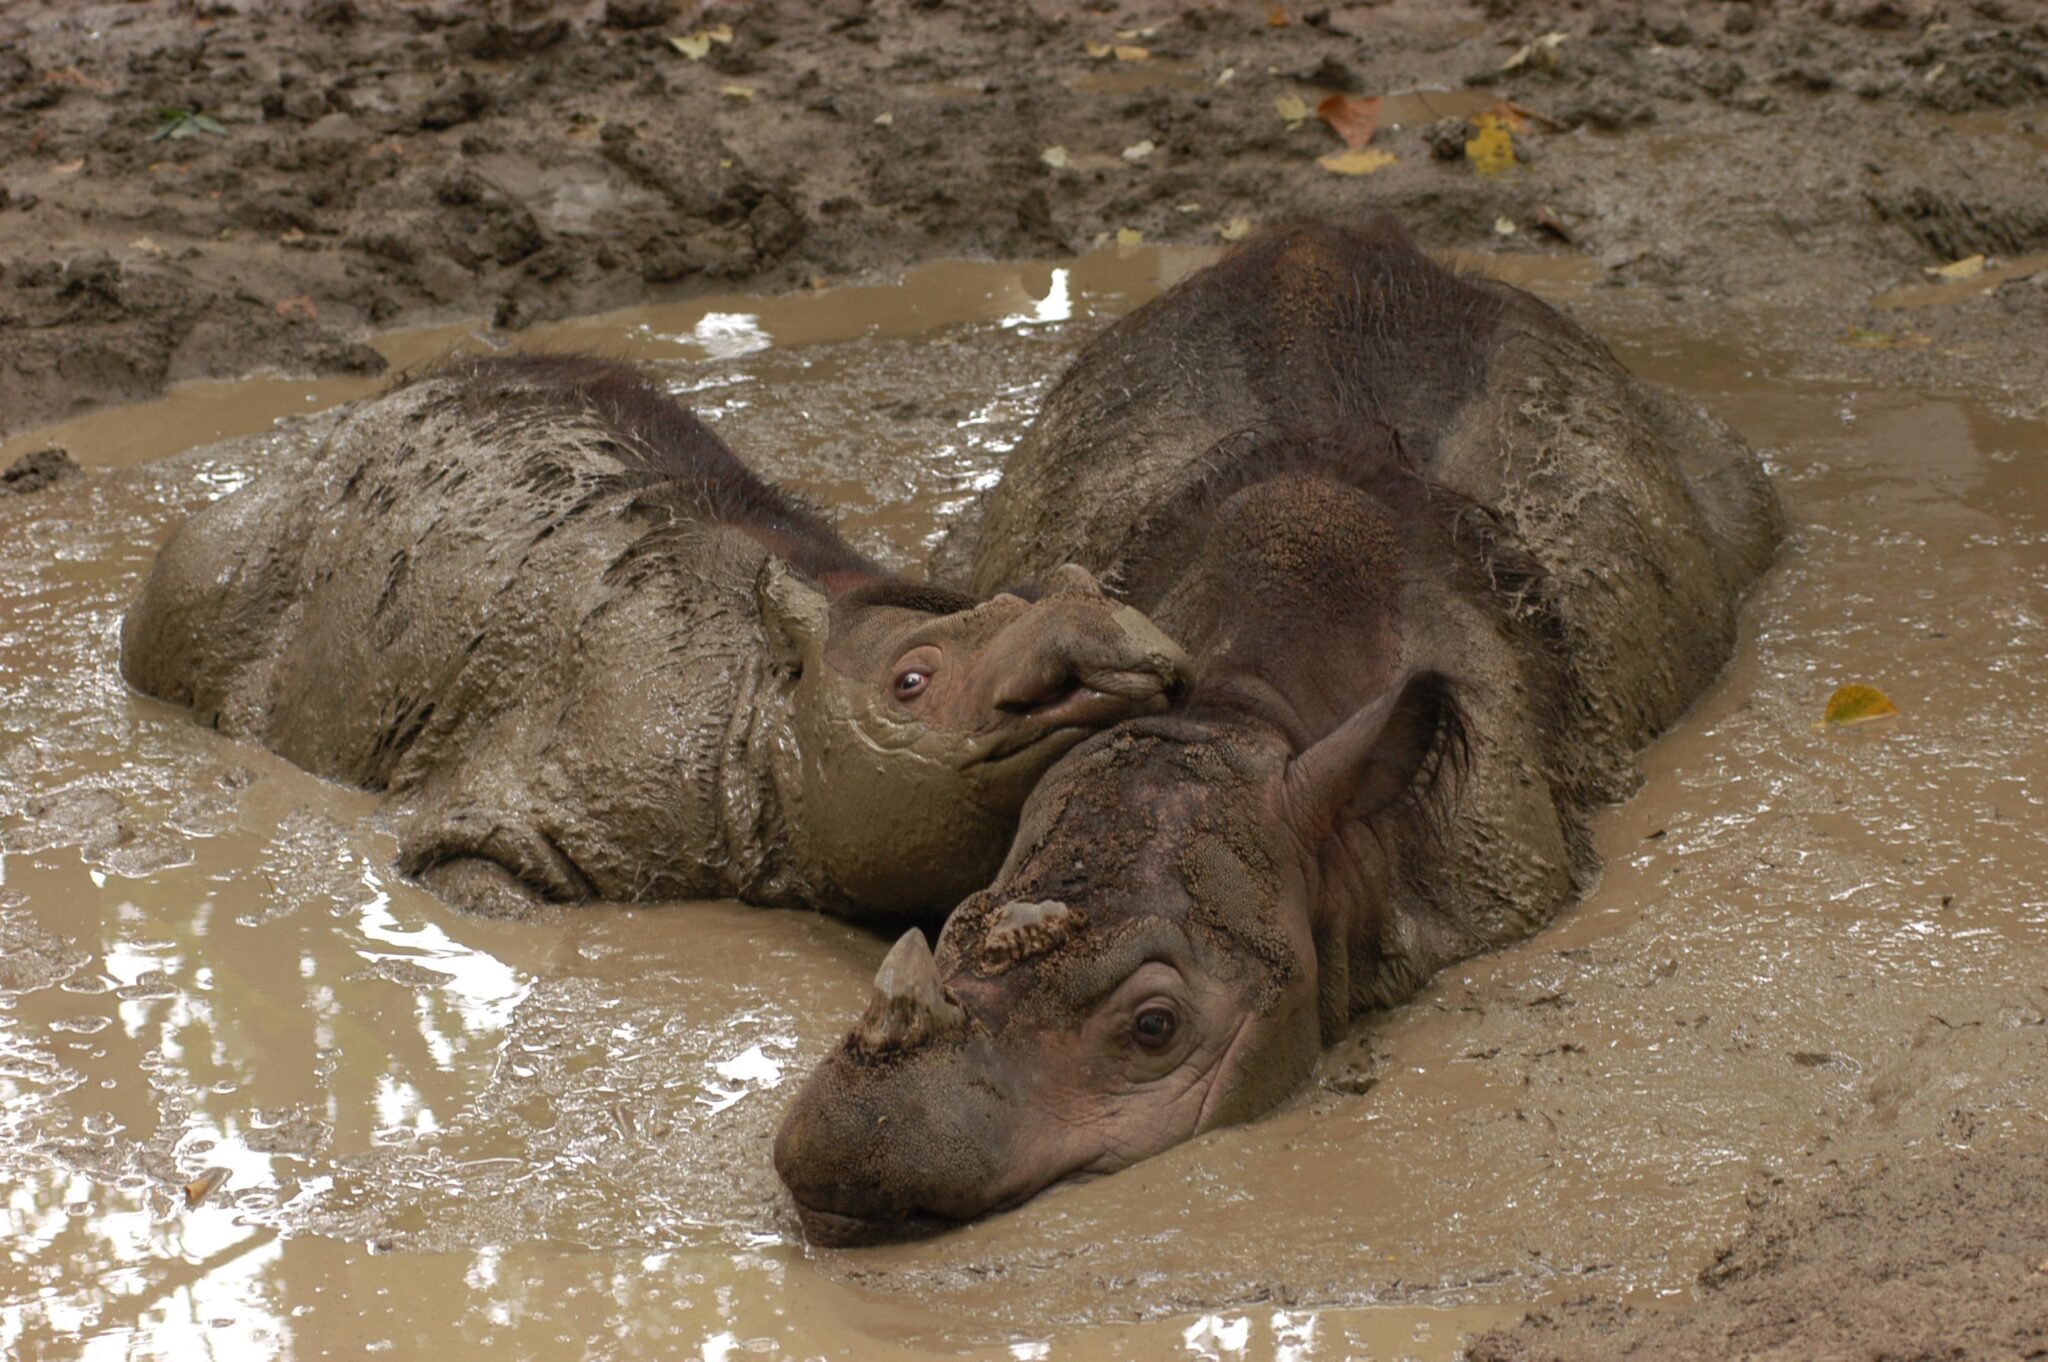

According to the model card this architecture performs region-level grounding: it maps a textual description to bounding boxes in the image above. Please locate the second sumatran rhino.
[121,355,1190,920]
[775,222,1783,1241]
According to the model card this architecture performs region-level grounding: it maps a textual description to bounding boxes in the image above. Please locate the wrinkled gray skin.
[122,355,1190,921]
[776,222,1784,1242]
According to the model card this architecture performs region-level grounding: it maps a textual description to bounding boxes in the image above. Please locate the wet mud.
[3,243,2045,1359]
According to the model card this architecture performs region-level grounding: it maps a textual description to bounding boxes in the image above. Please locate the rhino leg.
[397,802,596,920]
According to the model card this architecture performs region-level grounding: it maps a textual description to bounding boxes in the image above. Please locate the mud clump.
[2,445,81,494]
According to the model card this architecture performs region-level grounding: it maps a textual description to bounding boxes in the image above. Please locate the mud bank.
[3,0,2047,432]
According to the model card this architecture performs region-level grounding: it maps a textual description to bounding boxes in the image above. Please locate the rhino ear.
[1283,670,1460,844]
[756,558,829,674]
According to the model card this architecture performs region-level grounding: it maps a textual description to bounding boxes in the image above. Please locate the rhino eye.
[1131,1003,1179,1051]
[893,668,931,700]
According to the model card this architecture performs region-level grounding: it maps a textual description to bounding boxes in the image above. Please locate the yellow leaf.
[1121,138,1156,162]
[1084,40,1112,59]
[1465,113,1517,176]
[668,25,732,60]
[1114,44,1151,62]
[1219,216,1253,241]
[719,84,756,101]
[1823,683,1899,727]
[1926,254,1985,281]
[1041,145,1069,168]
[1317,148,1397,175]
[1116,227,1144,247]
[1493,216,1517,236]
[1273,94,1311,126]
[873,112,893,126]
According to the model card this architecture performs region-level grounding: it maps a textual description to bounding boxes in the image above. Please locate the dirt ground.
[2,0,2046,435]
[4,1,2047,1356]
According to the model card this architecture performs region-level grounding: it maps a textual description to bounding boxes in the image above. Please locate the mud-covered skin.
[121,355,1189,921]
[777,222,1783,1241]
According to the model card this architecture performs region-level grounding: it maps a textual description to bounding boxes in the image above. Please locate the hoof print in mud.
[776,221,1784,1241]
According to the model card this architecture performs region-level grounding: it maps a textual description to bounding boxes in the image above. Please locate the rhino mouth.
[968,669,1184,767]
[789,1198,963,1248]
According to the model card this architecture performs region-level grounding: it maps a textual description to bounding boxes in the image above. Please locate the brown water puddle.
[3,245,2043,1360]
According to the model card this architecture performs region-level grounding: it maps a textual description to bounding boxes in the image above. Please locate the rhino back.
[1431,287,1784,802]
[122,367,779,799]
[961,224,1507,599]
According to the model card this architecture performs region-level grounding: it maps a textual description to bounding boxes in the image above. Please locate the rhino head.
[764,560,1193,916]
[773,672,1459,1242]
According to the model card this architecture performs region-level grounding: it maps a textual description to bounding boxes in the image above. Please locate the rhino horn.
[852,929,967,1055]
[982,898,1085,969]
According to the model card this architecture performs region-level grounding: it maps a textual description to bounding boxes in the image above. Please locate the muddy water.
[3,246,2044,1361]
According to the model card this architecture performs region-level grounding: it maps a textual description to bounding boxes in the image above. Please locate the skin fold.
[775,220,1783,1243]
[121,354,1191,921]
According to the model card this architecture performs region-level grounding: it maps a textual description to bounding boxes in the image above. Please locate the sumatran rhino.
[121,354,1190,920]
[775,221,1783,1242]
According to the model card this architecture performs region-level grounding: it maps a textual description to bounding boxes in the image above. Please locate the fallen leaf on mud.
[1465,113,1517,176]
[274,295,319,321]
[1267,4,1289,26]
[1484,99,1532,134]
[1121,139,1156,162]
[1533,204,1574,242]
[129,236,166,256]
[1924,61,1948,84]
[1041,145,1069,168]
[1925,253,1986,281]
[278,227,305,245]
[1493,216,1517,236]
[1316,94,1382,150]
[1116,227,1145,248]
[1501,32,1569,73]
[51,159,85,175]
[873,112,893,126]
[1273,94,1311,127]
[719,84,757,101]
[1318,148,1397,176]
[1114,45,1152,61]
[669,25,733,60]
[1823,683,1899,727]
[183,1167,229,1210]
[1219,217,1253,241]
[1841,326,1931,349]
[1215,67,1236,85]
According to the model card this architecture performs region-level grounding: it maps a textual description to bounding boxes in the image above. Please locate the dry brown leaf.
[1532,204,1573,242]
[1315,94,1382,150]
[183,1168,230,1210]
[1267,4,1290,26]
[52,158,85,175]
[1318,148,1397,176]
